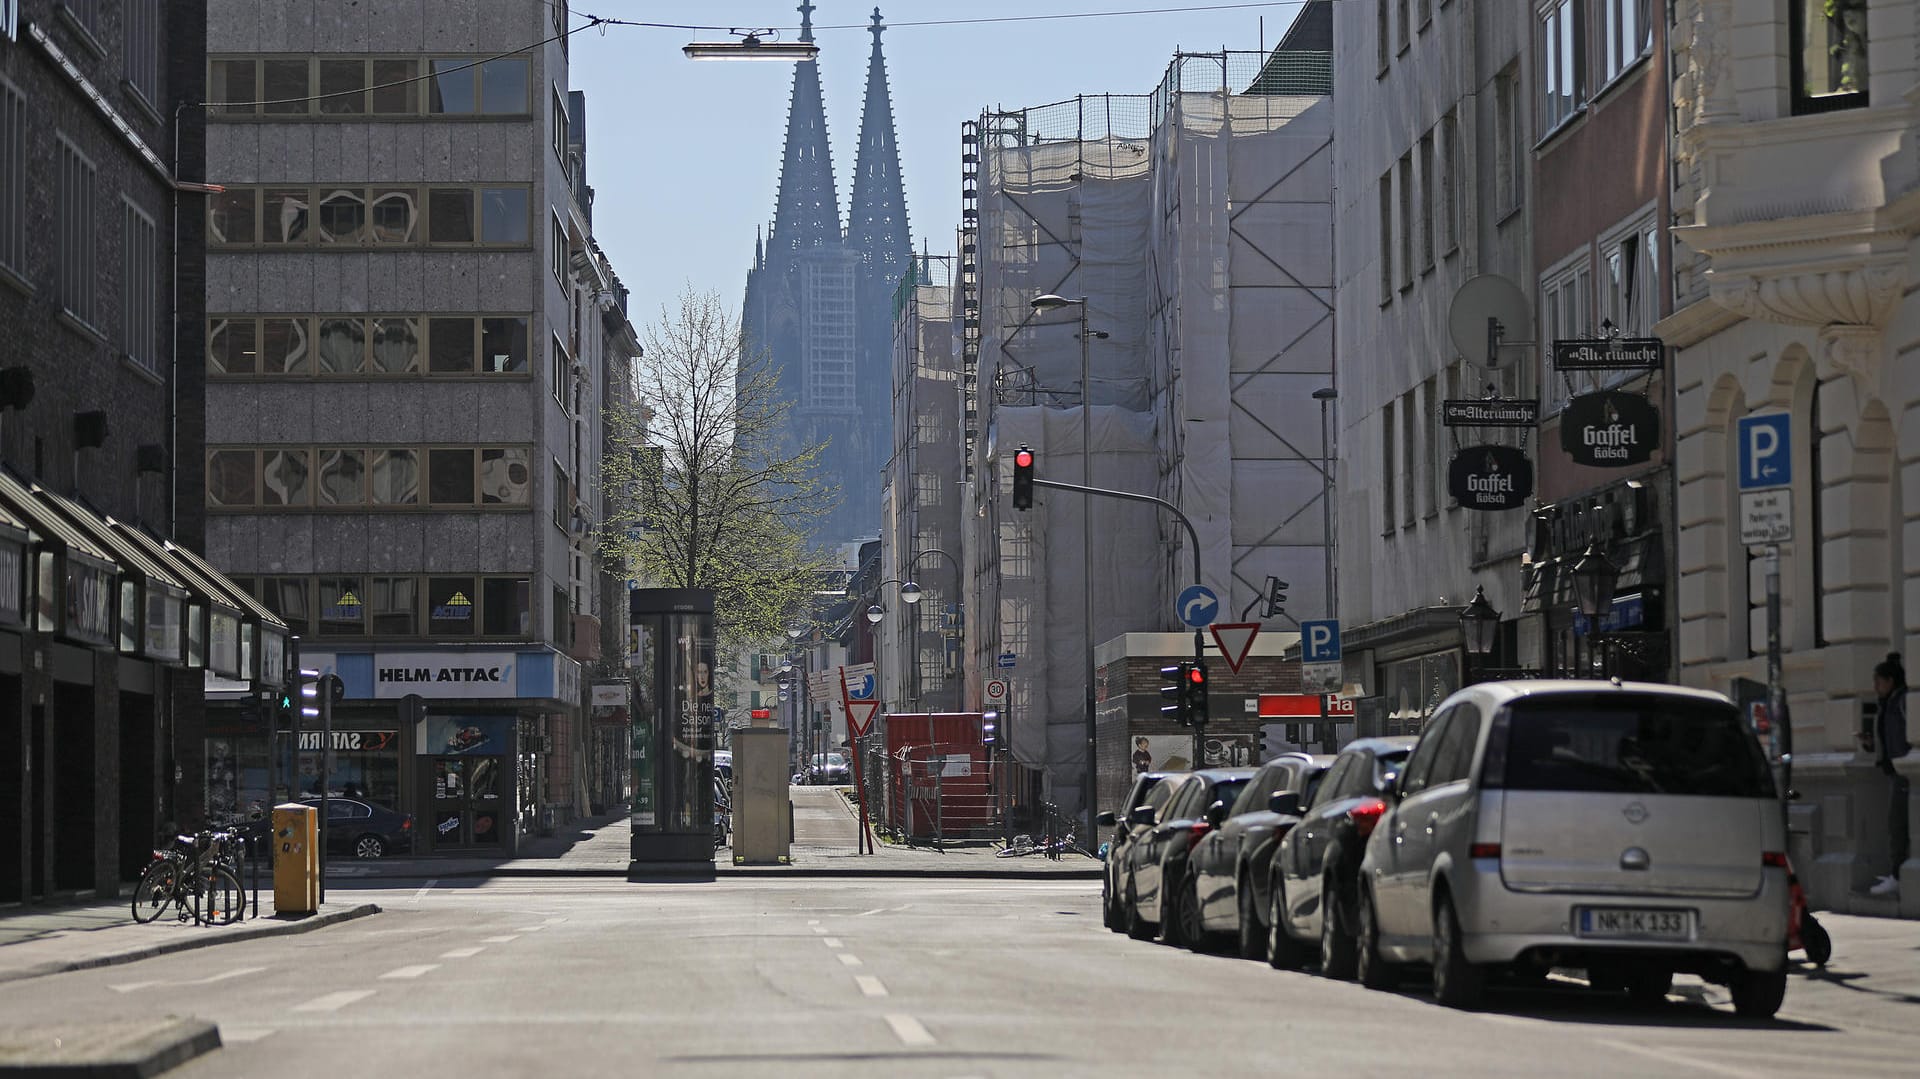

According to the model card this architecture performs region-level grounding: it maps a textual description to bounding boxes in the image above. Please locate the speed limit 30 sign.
[985,679,1008,702]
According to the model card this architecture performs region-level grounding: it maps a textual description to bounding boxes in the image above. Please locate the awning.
[0,501,26,629]
[32,485,190,664]
[0,469,115,566]
[104,520,250,677]
[106,519,289,686]
[33,486,186,592]
[0,469,118,646]
[155,538,288,634]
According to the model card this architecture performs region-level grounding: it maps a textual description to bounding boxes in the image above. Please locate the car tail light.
[1347,799,1387,839]
[1762,851,1787,868]
[403,817,413,831]
[1186,821,1212,847]
[1469,843,1501,860]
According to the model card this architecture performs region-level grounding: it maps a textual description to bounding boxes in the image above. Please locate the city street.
[4,868,1919,1077]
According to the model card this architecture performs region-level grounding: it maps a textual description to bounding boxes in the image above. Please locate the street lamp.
[1571,543,1620,678]
[866,604,885,625]
[899,581,922,606]
[682,30,820,61]
[1031,293,1109,845]
[1459,587,1501,683]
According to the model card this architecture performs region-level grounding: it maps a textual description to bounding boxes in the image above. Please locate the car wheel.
[353,835,386,860]
[1268,878,1307,971]
[1125,877,1156,941]
[1161,870,1191,948]
[1356,886,1401,990]
[1102,877,1124,932]
[1237,874,1268,962]
[1319,875,1358,980]
[1431,892,1485,1010]
[1729,964,1788,1019]
[1177,870,1209,952]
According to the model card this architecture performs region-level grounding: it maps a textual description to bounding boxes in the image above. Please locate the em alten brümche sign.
[1442,398,1539,427]
[1552,337,1665,371]
[1448,444,1533,511]
[1561,391,1660,467]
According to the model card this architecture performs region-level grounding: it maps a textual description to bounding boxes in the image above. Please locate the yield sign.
[1208,622,1261,674]
[846,699,880,736]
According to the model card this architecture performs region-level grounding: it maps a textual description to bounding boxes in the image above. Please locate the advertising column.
[630,588,717,863]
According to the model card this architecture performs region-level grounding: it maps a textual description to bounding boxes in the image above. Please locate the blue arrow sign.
[1177,585,1220,629]
[1736,413,1791,492]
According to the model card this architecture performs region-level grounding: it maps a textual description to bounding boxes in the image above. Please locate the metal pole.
[319,676,332,905]
[1319,395,1336,754]
[287,636,301,808]
[1765,545,1790,793]
[1081,304,1097,850]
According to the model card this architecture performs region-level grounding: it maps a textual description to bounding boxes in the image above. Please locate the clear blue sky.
[567,1,1306,319]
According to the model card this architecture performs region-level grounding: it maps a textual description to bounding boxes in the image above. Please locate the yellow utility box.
[273,803,319,914]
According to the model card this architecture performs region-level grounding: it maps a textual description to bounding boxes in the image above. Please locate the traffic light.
[1011,445,1035,510]
[982,709,998,748]
[1186,661,1210,725]
[1262,576,1289,618]
[1160,662,1191,725]
[296,667,322,721]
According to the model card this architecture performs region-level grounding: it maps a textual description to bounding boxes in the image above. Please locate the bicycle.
[131,831,246,926]
[996,832,1078,858]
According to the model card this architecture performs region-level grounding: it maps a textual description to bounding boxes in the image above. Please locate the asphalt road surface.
[2,875,1913,1078]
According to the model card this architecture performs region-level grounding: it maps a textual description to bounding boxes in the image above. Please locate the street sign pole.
[1765,545,1792,795]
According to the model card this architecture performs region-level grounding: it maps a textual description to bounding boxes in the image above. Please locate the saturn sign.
[1448,445,1533,511]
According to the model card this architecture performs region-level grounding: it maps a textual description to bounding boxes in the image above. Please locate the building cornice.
[1675,208,1908,329]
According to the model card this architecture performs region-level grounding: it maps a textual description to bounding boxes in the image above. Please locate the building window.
[1438,110,1459,253]
[1599,0,1650,85]
[1378,172,1394,301]
[1418,132,1435,272]
[209,315,528,377]
[61,1,99,37]
[1376,0,1390,71]
[205,445,530,509]
[124,0,160,107]
[554,0,569,54]
[241,573,529,639]
[552,460,571,531]
[1540,0,1582,134]
[552,88,568,168]
[1401,390,1417,526]
[1494,63,1522,216]
[121,201,158,372]
[211,184,525,248]
[914,472,940,509]
[1539,251,1592,415]
[1420,375,1439,516]
[57,137,97,327]
[1396,0,1410,53]
[1382,400,1397,534]
[1600,210,1658,336]
[1396,153,1413,290]
[210,55,533,117]
[552,212,567,286]
[1791,0,1868,114]
[1417,0,1432,30]
[551,335,570,410]
[0,81,21,276]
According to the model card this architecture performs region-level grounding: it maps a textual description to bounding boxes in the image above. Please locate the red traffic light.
[1014,449,1033,467]
[1188,667,1205,684]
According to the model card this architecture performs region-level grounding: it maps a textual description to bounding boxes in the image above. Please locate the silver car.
[1356,680,1790,1018]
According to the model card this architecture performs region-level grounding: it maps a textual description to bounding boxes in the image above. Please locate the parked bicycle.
[131,830,246,926]
[996,832,1079,858]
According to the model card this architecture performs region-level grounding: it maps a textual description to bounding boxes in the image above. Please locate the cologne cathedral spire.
[768,1,843,255]
[848,8,910,281]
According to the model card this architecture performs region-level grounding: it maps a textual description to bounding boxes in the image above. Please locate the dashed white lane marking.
[293,989,375,1013]
[1595,1039,1763,1079]
[811,926,829,935]
[855,976,888,997]
[854,904,912,916]
[110,966,267,993]
[379,964,441,980]
[836,954,863,968]
[439,947,484,959]
[513,924,548,932]
[410,880,437,903]
[823,937,844,948]
[543,916,567,924]
[806,919,820,925]
[219,1028,276,1043]
[481,935,520,943]
[884,1014,935,1047]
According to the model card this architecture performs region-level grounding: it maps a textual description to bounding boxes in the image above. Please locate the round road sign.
[985,679,1008,702]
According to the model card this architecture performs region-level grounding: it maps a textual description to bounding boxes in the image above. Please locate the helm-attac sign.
[1561,391,1659,468]
[1448,445,1533,511]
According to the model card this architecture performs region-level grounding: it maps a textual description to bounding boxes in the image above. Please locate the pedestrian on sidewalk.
[1865,653,1911,898]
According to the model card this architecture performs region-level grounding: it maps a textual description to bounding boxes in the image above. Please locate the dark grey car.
[1120,768,1255,947]
[1099,771,1173,932]
[1188,753,1332,959]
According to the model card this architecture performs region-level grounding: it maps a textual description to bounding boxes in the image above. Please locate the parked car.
[1188,753,1333,958]
[1356,681,1790,1016]
[1268,737,1416,977]
[1118,768,1255,946]
[306,796,413,859]
[1098,771,1174,932]
[808,753,850,785]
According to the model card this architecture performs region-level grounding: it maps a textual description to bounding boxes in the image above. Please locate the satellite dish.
[1447,274,1532,370]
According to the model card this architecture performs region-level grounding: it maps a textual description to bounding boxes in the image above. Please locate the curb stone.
[0,904,382,986]
[0,1017,220,1077]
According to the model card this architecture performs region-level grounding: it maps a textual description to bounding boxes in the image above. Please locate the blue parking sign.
[1736,413,1791,491]
[1301,620,1341,663]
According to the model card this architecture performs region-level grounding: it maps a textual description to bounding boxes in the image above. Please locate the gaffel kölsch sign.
[1448,445,1533,511]
[1560,391,1659,468]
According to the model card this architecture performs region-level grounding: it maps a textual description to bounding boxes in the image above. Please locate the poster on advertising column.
[631,716,656,827]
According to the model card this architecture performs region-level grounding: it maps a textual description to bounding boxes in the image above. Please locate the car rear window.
[1493,695,1775,798]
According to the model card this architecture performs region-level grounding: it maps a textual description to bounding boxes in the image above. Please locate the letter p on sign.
[1737,413,1791,491]
[1301,619,1340,663]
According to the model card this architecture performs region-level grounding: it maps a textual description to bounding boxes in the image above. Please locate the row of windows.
[207,446,532,509]
[208,56,533,118]
[1,85,161,374]
[1539,0,1653,136]
[1378,109,1461,300]
[227,574,533,639]
[1376,0,1441,70]
[1539,210,1659,412]
[208,185,530,248]
[208,315,531,376]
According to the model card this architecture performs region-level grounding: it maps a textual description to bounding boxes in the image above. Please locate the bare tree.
[599,289,838,650]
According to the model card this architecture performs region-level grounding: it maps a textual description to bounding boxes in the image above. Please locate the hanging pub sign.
[1442,398,1539,427]
[1561,391,1660,467]
[1552,337,1665,371]
[1449,445,1534,511]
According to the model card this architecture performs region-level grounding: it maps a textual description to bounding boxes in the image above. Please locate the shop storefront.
[287,646,583,857]
[1523,480,1671,682]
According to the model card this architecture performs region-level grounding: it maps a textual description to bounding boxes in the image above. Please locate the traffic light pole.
[1031,476,1207,810]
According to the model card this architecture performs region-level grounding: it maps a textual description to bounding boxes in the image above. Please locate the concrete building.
[1662,0,1920,914]
[1329,0,1534,723]
[876,255,964,716]
[0,1,296,903]
[958,17,1334,819]
[200,0,624,853]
